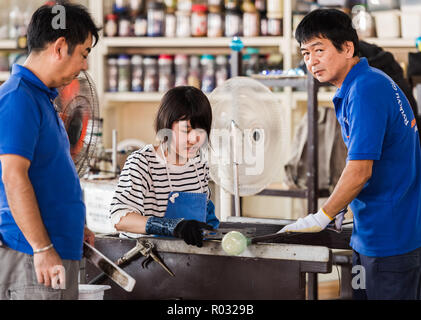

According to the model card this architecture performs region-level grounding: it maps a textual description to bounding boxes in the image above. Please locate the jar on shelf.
[158,54,174,92]
[188,55,201,89]
[175,10,191,37]
[267,0,283,18]
[104,14,118,37]
[118,12,132,36]
[260,12,268,36]
[143,56,158,92]
[267,13,282,36]
[208,0,222,13]
[117,54,131,92]
[177,0,192,12]
[243,5,260,37]
[147,1,165,37]
[255,0,266,13]
[164,0,177,13]
[215,55,228,87]
[191,4,208,37]
[134,14,147,36]
[225,8,242,37]
[174,54,189,87]
[207,10,223,37]
[165,12,176,37]
[107,56,119,92]
[224,0,239,10]
[114,0,129,13]
[131,55,143,92]
[200,54,215,93]
[129,0,143,14]
[245,47,259,76]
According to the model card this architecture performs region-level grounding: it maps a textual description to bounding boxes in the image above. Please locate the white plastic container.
[78,284,111,300]
[401,12,421,39]
[372,10,400,38]
[401,0,421,13]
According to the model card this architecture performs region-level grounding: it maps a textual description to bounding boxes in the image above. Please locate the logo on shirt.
[391,81,417,132]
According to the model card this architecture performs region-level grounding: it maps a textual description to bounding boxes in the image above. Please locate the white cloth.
[278,209,332,233]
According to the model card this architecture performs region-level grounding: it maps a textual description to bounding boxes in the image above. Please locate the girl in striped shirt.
[109,86,219,247]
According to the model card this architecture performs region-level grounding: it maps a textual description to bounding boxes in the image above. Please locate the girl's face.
[170,120,207,163]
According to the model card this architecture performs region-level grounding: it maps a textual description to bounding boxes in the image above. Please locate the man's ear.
[52,37,68,60]
[343,41,355,58]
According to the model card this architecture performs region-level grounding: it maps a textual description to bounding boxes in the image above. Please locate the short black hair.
[27,2,101,55]
[295,9,359,57]
[155,86,213,145]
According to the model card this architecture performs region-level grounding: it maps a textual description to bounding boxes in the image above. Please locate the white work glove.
[278,209,333,233]
[326,208,347,233]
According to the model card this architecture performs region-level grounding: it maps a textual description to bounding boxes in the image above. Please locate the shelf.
[103,92,163,103]
[360,37,416,48]
[0,39,18,50]
[0,71,10,82]
[102,36,285,49]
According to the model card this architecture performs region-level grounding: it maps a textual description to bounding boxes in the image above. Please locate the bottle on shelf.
[131,55,143,92]
[107,56,119,92]
[200,54,215,93]
[9,3,23,40]
[175,10,191,37]
[188,55,201,89]
[118,54,131,92]
[207,5,224,37]
[242,0,260,37]
[147,1,165,37]
[143,56,158,92]
[225,8,242,37]
[158,54,174,92]
[175,54,189,86]
[191,4,208,37]
[105,14,119,37]
[215,55,228,87]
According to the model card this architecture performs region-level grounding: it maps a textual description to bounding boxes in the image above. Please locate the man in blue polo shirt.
[0,4,100,300]
[279,9,421,299]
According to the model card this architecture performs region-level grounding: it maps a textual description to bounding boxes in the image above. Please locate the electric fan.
[55,71,100,177]
[208,76,287,216]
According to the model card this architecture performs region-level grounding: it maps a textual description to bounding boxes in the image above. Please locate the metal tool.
[203,227,256,240]
[139,240,175,277]
[83,242,136,292]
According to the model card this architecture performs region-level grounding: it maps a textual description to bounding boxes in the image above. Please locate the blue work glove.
[277,209,333,233]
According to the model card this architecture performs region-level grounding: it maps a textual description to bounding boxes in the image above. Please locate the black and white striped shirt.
[109,144,210,230]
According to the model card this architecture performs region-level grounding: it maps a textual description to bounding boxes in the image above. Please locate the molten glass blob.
[221,231,249,256]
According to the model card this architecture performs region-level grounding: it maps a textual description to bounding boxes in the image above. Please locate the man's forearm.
[322,160,373,218]
[3,174,51,250]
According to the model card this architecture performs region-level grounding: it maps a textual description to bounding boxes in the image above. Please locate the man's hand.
[84,226,95,246]
[33,248,64,288]
[174,220,214,247]
[278,209,333,233]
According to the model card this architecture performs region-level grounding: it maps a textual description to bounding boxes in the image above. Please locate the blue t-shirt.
[333,58,421,257]
[0,64,85,260]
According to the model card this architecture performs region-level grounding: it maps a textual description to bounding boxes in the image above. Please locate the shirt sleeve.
[108,152,152,231]
[0,91,41,161]
[346,86,389,161]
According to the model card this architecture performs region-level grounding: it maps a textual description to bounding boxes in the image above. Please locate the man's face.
[58,35,92,86]
[300,36,352,87]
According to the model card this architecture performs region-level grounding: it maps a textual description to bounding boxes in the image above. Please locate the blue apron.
[161,145,219,229]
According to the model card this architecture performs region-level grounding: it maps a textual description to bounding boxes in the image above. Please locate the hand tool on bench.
[83,242,136,292]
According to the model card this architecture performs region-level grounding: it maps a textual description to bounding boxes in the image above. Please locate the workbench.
[83,218,352,300]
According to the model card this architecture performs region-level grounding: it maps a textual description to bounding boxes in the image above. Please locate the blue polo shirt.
[333,58,421,257]
[0,64,85,260]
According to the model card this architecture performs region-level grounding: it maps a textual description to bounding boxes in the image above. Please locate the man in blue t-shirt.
[279,9,421,299]
[0,4,100,300]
